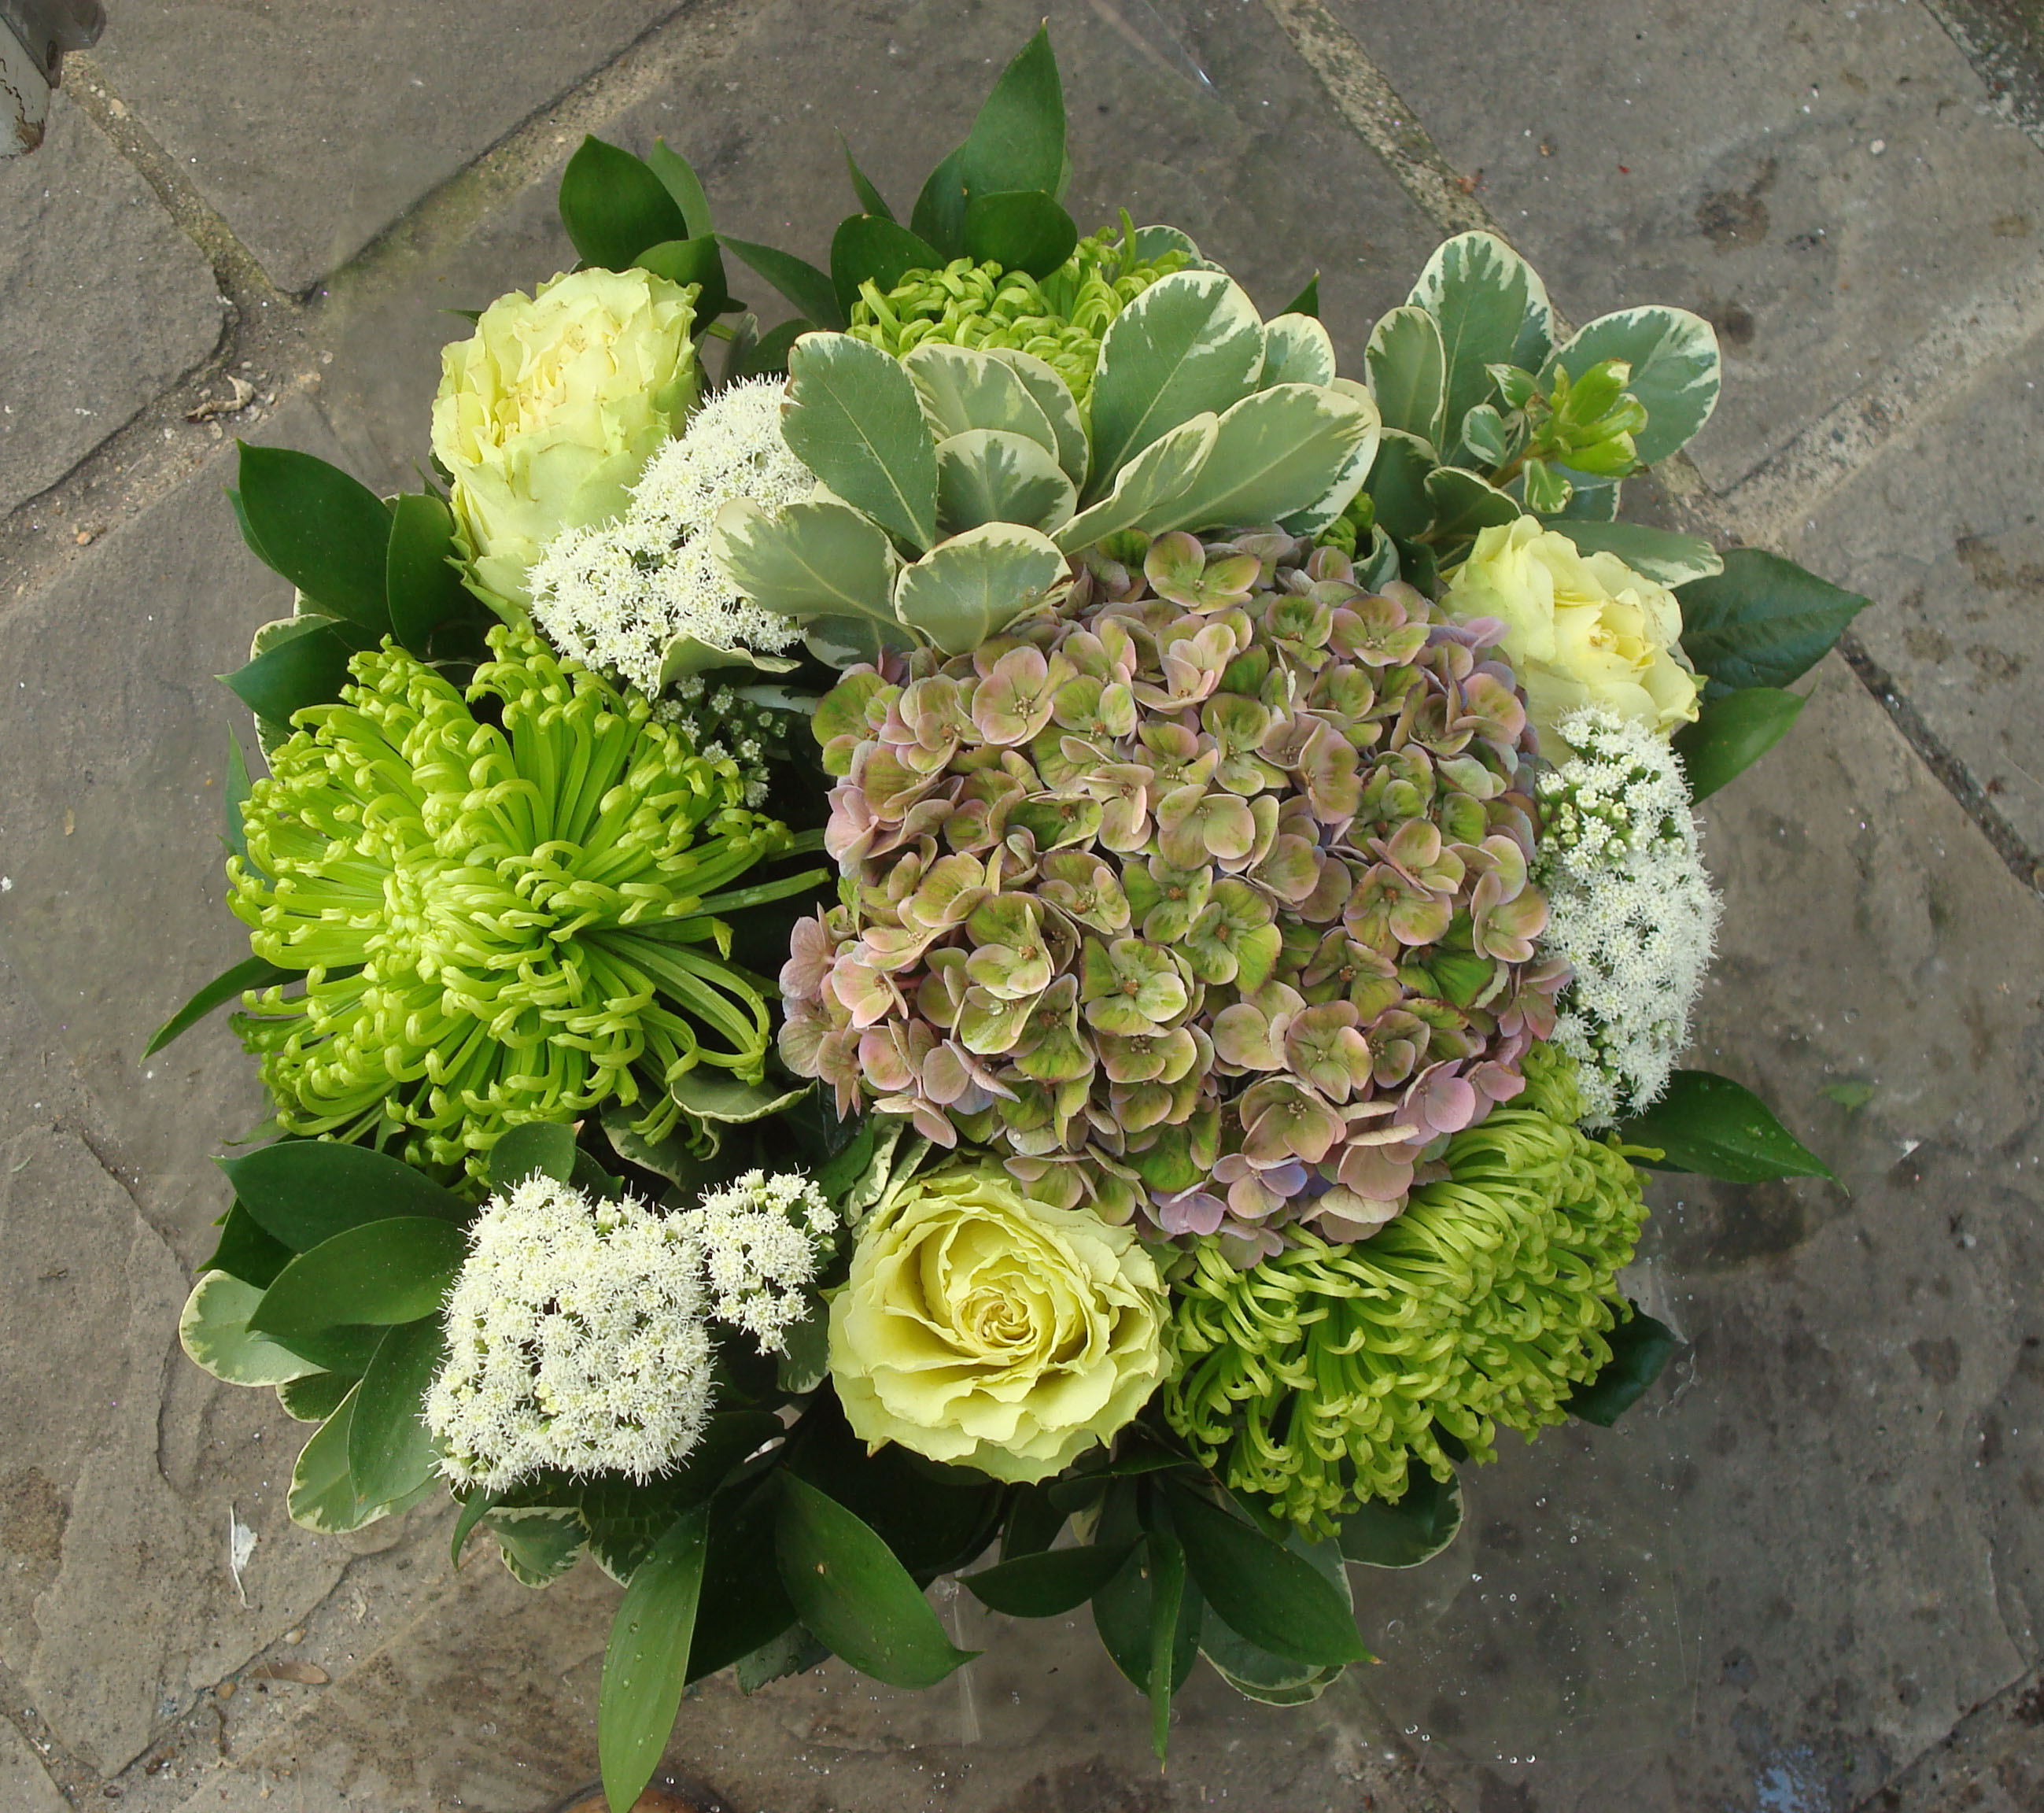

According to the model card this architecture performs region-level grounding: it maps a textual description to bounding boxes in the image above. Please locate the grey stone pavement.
[2,0,2043,1807]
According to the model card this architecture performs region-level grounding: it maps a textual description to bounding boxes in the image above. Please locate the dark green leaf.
[728,316,810,381]
[145,955,292,1058]
[224,729,253,867]
[774,1475,978,1688]
[1001,1486,1067,1563]
[1673,686,1805,801]
[451,1490,500,1565]
[1090,1487,1202,1702]
[1569,1304,1680,1427]
[962,190,1079,281]
[348,1316,448,1508]
[1363,430,1437,540]
[222,1140,471,1250]
[1146,1531,1186,1761]
[1543,519,1722,587]
[1422,465,1519,542]
[234,445,393,631]
[964,1542,1135,1618]
[600,1506,709,1813]
[828,215,942,326]
[559,135,690,271]
[633,234,732,319]
[957,25,1067,204]
[220,618,374,726]
[578,1412,781,1580]
[488,1121,580,1192]
[719,236,845,332]
[688,1482,800,1682]
[249,1218,470,1339]
[203,1200,293,1290]
[1282,273,1320,319]
[811,1117,879,1202]
[1677,548,1869,697]
[1337,1466,1464,1568]
[384,492,468,655]
[839,134,894,220]
[734,1624,828,1693]
[1167,1486,1367,1667]
[226,486,272,567]
[272,1324,386,1377]
[909,145,970,260]
[277,1370,354,1423]
[646,138,714,239]
[1617,1069,1835,1183]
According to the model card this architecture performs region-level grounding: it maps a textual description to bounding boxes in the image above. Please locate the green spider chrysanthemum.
[847,216,1189,403]
[229,622,805,1180]
[1164,1047,1650,1531]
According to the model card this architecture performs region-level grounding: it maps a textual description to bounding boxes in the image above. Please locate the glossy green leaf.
[688,1483,800,1682]
[450,1491,498,1565]
[1423,464,1521,542]
[668,1069,808,1124]
[1167,1487,1367,1667]
[1282,272,1320,318]
[839,133,893,220]
[1673,686,1805,801]
[1569,1305,1680,1427]
[1053,412,1217,554]
[935,429,1076,534]
[1677,548,1869,697]
[830,214,943,324]
[487,1120,579,1191]
[1408,233,1555,458]
[903,342,1060,457]
[909,144,971,260]
[383,491,467,654]
[782,332,938,549]
[1259,312,1337,389]
[1365,305,1448,449]
[773,1475,977,1688]
[559,135,690,271]
[234,445,393,631]
[277,1370,353,1423]
[203,1200,293,1290]
[963,190,1079,280]
[633,234,732,319]
[735,1625,828,1693]
[719,235,844,332]
[180,1272,324,1386]
[1001,1485,1067,1561]
[893,522,1067,655]
[222,1139,470,1251]
[220,616,374,726]
[224,727,253,866]
[963,1542,1136,1618]
[600,1506,709,1813]
[271,1323,386,1377]
[226,485,272,567]
[1617,1069,1835,1183]
[287,1385,366,1533]
[646,138,714,239]
[1546,519,1724,587]
[1146,1530,1186,1760]
[348,1316,447,1508]
[1200,1527,1353,1704]
[1088,271,1265,492]
[1153,382,1378,537]
[956,25,1066,201]
[481,1507,586,1584]
[145,955,293,1058]
[980,347,1089,486]
[1542,306,1719,465]
[728,316,810,382]
[249,1218,469,1339]
[710,497,902,626]
[1362,428,1437,541]
[1337,1467,1464,1568]
[1091,1532,1204,1702]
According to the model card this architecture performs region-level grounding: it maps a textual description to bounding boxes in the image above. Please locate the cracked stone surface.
[1788,327,2044,860]
[90,2,695,296]
[1325,0,2044,493]
[0,1719,66,1813]
[0,100,223,515]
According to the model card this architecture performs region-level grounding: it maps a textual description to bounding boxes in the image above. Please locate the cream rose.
[828,1167,1169,1483]
[1442,516,1700,754]
[431,266,699,611]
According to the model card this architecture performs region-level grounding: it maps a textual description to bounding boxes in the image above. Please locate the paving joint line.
[1264,0,2044,903]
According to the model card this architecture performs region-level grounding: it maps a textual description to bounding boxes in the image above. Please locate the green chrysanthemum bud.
[1163,1047,1651,1531]
[847,218,1189,404]
[229,623,795,1180]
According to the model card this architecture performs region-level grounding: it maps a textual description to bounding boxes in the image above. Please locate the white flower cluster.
[652,674,788,810]
[1534,707,1721,1128]
[673,1169,839,1356]
[426,1175,712,1490]
[528,377,810,697]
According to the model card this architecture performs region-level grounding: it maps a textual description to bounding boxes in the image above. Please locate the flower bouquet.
[160,31,1865,1809]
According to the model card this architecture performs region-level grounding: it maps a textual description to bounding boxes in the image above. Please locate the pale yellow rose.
[1442,516,1700,754]
[431,266,699,611]
[828,1166,1168,1483]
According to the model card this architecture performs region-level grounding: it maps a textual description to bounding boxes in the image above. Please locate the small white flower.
[674,1169,838,1356]
[1536,707,1720,1128]
[426,1175,713,1491]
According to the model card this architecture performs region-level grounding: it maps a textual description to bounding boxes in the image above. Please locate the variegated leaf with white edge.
[1540,306,1721,465]
[1408,233,1555,457]
[935,429,1076,534]
[1145,382,1378,537]
[1258,312,1337,389]
[1053,412,1218,554]
[1285,376,1382,536]
[980,346,1090,488]
[903,343,1061,460]
[181,1271,323,1387]
[710,497,900,627]
[780,331,939,551]
[893,522,1069,655]
[1365,304,1448,449]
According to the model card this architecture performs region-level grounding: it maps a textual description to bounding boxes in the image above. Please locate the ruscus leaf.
[599,1506,709,1813]
[1617,1069,1835,1183]
[1568,1304,1681,1427]
[234,445,394,632]
[1677,548,1869,696]
[1166,1486,1367,1667]
[963,1542,1135,1618]
[249,1217,470,1339]
[221,1140,470,1251]
[559,135,691,271]
[1673,686,1806,800]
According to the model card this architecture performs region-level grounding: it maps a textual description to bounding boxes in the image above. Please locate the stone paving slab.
[1788,322,2044,861]
[316,0,1446,486]
[0,99,223,515]
[0,1719,67,1813]
[90,1,694,297]
[1324,0,2044,494]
